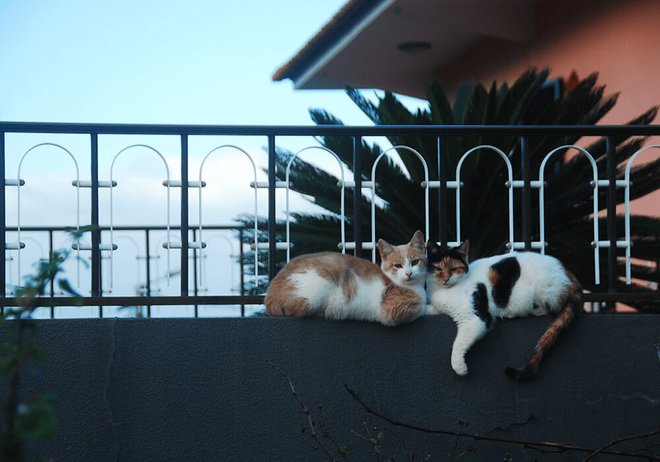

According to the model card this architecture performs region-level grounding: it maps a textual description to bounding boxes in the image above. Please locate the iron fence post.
[437,136,448,246]
[192,227,198,318]
[180,134,189,296]
[606,136,618,311]
[0,131,5,305]
[352,136,363,257]
[268,134,277,280]
[49,230,54,318]
[521,136,532,250]
[239,228,245,317]
[145,229,151,318]
[90,133,101,298]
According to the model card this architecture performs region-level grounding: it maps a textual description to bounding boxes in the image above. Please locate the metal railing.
[1,121,659,315]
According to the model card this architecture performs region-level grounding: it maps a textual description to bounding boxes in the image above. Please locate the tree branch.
[269,361,351,461]
[344,384,659,461]
[583,429,660,461]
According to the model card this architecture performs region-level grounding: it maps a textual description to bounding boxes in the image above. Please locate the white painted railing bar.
[506,180,545,188]
[5,242,26,250]
[162,180,206,188]
[338,180,375,188]
[338,242,375,250]
[72,243,118,251]
[421,180,463,189]
[4,179,25,186]
[510,242,546,250]
[591,240,629,249]
[162,241,207,249]
[250,180,289,188]
[72,180,117,188]
[251,242,291,250]
[590,180,627,188]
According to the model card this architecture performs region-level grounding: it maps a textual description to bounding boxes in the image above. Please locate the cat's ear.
[457,240,470,256]
[409,230,425,251]
[377,239,395,259]
[426,239,439,251]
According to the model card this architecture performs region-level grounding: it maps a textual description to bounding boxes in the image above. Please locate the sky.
[0,1,380,125]
[1,0,431,317]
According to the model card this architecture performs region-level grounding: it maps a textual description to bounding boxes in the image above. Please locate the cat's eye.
[394,263,403,268]
[411,259,420,265]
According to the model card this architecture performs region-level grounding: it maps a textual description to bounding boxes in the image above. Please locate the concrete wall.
[7,315,660,461]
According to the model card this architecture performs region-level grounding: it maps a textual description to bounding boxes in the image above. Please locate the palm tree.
[240,68,659,312]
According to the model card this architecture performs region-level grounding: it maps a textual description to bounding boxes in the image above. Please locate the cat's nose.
[405,271,412,278]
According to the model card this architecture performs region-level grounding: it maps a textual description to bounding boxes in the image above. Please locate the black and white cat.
[426,240,582,381]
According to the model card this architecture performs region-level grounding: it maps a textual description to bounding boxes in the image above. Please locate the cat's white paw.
[451,357,468,376]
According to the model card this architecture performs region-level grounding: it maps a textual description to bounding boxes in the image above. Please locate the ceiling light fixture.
[397,41,432,54]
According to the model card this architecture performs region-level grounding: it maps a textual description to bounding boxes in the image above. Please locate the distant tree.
[240,68,659,312]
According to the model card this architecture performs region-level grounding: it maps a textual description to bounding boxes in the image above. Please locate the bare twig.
[490,414,536,433]
[583,429,660,461]
[269,361,351,461]
[344,384,660,461]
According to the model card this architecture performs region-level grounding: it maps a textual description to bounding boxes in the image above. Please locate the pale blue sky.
[0,0,380,125]
[0,1,427,313]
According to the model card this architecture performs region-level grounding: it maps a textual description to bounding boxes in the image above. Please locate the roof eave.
[272,0,391,83]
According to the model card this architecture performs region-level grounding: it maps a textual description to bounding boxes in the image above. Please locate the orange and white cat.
[265,231,428,326]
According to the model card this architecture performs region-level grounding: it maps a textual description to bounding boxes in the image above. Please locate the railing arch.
[16,143,81,285]
[455,145,513,251]
[539,145,600,284]
[198,145,259,288]
[624,145,660,284]
[285,146,346,262]
[370,145,429,262]
[110,144,172,289]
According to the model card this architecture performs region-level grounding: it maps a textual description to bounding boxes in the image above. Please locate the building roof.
[272,0,388,83]
[273,0,538,97]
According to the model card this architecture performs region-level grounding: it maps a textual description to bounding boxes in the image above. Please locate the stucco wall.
[438,0,660,125]
[7,315,660,461]
[435,0,660,218]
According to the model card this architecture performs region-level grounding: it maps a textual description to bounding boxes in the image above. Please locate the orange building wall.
[436,0,660,217]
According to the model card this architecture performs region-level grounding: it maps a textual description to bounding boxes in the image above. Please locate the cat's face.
[426,240,470,289]
[377,231,427,287]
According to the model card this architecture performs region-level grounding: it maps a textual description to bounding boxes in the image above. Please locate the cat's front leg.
[450,316,488,376]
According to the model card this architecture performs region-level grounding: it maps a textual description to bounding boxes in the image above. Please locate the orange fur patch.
[488,269,500,286]
[379,284,423,326]
[264,252,387,317]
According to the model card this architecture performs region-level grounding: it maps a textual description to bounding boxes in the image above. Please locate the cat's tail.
[505,271,582,382]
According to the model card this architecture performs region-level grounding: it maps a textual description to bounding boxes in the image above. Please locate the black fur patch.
[426,245,469,271]
[472,283,492,328]
[490,257,521,308]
